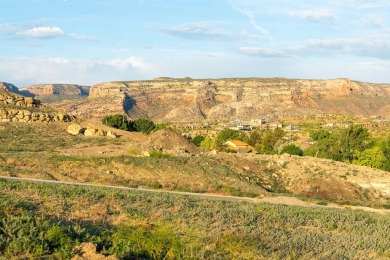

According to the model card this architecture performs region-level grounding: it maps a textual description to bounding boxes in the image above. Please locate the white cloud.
[158,21,265,42]
[238,47,293,58]
[229,2,272,40]
[0,56,151,86]
[296,37,390,59]
[68,33,99,41]
[159,21,232,41]
[358,14,385,28]
[20,26,64,39]
[105,57,149,71]
[348,0,387,9]
[285,9,336,21]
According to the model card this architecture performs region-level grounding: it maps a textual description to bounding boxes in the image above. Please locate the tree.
[246,131,262,147]
[215,129,240,146]
[280,144,302,156]
[355,147,389,171]
[260,128,285,154]
[199,137,217,150]
[192,135,205,146]
[337,125,371,162]
[133,118,156,134]
[310,129,330,141]
[102,114,132,131]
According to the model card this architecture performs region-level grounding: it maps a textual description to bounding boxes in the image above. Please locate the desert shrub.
[111,226,181,259]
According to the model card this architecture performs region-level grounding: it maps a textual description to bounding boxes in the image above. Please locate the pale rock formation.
[68,124,83,135]
[55,78,390,121]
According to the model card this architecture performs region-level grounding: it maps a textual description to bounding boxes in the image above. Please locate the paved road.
[1,176,389,214]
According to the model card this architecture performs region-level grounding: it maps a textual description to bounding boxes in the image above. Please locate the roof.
[227,140,249,146]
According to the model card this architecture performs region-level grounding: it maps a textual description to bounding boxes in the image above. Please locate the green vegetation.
[191,135,205,146]
[280,144,303,156]
[215,129,242,145]
[102,114,160,134]
[1,179,389,259]
[306,125,390,171]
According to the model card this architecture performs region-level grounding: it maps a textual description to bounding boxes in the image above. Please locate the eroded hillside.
[49,78,390,121]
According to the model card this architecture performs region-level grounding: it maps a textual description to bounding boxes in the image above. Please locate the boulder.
[96,128,106,136]
[84,128,97,136]
[106,131,117,138]
[68,124,83,135]
[25,97,34,105]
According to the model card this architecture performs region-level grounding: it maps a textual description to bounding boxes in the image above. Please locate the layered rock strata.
[81,78,390,120]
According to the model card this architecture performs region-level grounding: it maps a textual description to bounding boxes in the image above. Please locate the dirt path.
[1,176,389,214]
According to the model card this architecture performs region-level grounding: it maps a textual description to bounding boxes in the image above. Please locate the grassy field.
[0,123,278,197]
[1,179,389,259]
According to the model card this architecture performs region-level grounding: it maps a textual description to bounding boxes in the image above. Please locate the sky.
[1,0,390,87]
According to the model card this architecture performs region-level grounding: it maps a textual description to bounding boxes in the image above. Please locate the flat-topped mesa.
[20,84,90,96]
[84,78,390,121]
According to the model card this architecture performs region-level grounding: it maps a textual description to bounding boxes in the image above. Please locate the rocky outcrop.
[0,108,71,123]
[53,78,390,121]
[20,84,90,96]
[67,124,118,138]
[0,87,40,108]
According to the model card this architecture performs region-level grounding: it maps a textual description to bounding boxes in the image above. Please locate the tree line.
[190,125,389,171]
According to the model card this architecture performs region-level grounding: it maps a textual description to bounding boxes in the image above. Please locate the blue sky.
[1,0,390,86]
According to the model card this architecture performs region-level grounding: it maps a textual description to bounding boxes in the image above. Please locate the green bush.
[101,114,133,131]
[102,115,157,134]
[280,144,303,156]
[133,118,156,134]
[192,135,205,146]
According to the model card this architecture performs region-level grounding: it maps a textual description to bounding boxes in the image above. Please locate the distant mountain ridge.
[20,84,90,96]
[59,77,390,121]
[4,78,390,121]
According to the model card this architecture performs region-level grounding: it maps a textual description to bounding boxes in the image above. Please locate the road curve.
[0,176,389,214]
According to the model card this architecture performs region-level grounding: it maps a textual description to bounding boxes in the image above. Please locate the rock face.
[20,84,90,96]
[0,108,71,123]
[0,86,40,108]
[51,78,390,121]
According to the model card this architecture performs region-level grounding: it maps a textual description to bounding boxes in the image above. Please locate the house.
[237,124,253,131]
[325,123,336,128]
[224,140,254,153]
[250,119,267,126]
[285,125,299,131]
[269,122,283,129]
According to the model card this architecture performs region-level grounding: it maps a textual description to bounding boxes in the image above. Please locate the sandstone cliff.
[20,84,90,96]
[50,78,390,121]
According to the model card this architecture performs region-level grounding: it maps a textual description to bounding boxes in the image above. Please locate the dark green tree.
[101,114,133,131]
[215,129,241,145]
[280,144,303,156]
[310,129,330,141]
[133,118,156,134]
[192,135,205,146]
